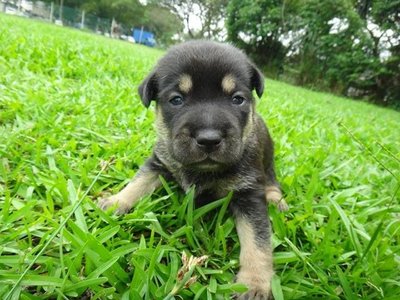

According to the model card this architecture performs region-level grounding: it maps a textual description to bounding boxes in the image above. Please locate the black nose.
[195,129,223,152]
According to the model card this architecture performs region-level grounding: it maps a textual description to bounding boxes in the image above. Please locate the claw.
[97,195,132,214]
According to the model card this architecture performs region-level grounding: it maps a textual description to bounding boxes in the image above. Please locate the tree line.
[40,0,399,107]
[227,0,399,108]
[36,0,184,47]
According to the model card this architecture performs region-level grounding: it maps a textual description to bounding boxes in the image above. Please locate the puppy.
[99,40,286,299]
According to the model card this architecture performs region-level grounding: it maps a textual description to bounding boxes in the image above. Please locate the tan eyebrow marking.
[178,74,193,93]
[221,74,236,94]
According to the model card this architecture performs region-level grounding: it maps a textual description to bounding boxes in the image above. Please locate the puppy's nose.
[195,129,223,152]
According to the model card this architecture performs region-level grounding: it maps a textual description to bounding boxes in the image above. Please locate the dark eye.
[232,95,246,105]
[169,96,184,106]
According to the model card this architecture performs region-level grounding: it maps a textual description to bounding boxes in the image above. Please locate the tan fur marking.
[265,185,289,211]
[242,105,254,142]
[155,107,170,140]
[98,171,161,214]
[221,74,236,94]
[265,186,282,202]
[235,217,273,297]
[179,74,193,93]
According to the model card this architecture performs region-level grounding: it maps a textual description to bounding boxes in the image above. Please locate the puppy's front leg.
[232,192,273,300]
[98,166,161,214]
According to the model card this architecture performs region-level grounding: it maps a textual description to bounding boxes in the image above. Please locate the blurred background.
[1,0,399,109]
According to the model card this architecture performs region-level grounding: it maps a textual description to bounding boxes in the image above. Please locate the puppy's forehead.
[157,41,252,93]
[177,72,236,95]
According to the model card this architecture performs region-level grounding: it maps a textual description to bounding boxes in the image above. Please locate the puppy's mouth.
[190,156,226,171]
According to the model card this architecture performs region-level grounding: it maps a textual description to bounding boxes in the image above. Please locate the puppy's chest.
[175,169,257,198]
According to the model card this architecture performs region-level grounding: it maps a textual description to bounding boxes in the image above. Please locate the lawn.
[0,13,399,300]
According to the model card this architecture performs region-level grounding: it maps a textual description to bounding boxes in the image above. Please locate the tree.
[357,0,400,105]
[226,0,295,75]
[292,0,363,88]
[143,4,184,46]
[79,0,184,45]
[154,0,228,40]
[82,0,145,26]
[226,0,399,107]
[196,0,228,39]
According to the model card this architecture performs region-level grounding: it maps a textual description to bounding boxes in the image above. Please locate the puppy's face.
[139,41,264,171]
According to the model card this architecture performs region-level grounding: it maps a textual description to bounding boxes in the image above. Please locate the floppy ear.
[138,71,158,108]
[250,64,264,98]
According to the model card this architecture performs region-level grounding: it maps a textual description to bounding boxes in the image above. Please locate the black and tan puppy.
[99,40,286,299]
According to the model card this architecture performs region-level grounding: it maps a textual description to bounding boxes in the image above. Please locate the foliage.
[226,0,288,75]
[154,0,228,40]
[142,4,184,47]
[364,0,400,107]
[36,0,184,46]
[196,0,228,39]
[226,0,400,107]
[1,14,400,299]
[81,0,144,26]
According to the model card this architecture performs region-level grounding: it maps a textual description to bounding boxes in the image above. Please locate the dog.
[98,40,287,299]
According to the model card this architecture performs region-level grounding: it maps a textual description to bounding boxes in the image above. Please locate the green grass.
[1,13,399,300]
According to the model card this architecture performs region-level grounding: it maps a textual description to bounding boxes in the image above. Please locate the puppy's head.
[139,41,264,171]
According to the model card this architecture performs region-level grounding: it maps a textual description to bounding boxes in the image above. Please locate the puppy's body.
[99,41,286,299]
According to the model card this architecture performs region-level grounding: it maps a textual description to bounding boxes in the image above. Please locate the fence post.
[81,10,85,29]
[59,0,63,23]
[96,17,99,33]
[50,2,54,22]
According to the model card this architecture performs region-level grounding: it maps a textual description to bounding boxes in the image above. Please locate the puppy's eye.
[169,96,184,106]
[232,95,246,106]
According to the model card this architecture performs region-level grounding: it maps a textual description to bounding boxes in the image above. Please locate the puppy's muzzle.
[170,104,243,167]
[195,128,223,153]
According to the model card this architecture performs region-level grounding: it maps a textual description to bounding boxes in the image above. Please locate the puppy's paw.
[97,195,132,215]
[265,186,288,212]
[273,198,289,212]
[235,270,272,300]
